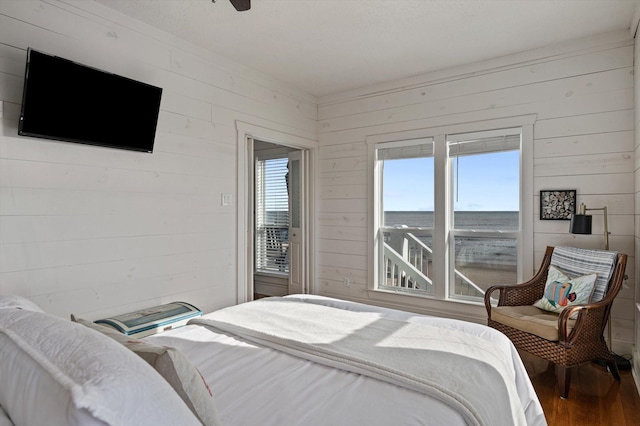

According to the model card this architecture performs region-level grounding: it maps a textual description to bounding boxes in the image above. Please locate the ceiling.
[93,0,639,98]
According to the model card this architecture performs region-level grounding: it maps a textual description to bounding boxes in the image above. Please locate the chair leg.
[555,364,572,399]
[607,358,621,381]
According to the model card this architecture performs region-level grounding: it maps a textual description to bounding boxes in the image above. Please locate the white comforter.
[145,295,546,426]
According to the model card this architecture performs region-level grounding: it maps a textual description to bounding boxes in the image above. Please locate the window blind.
[448,128,520,157]
[376,138,434,160]
[255,157,289,274]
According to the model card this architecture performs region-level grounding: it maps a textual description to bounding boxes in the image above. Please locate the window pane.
[256,157,289,274]
[451,150,519,230]
[449,131,520,300]
[380,144,434,294]
[382,157,434,224]
[453,236,517,297]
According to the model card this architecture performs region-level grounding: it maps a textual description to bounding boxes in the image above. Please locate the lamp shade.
[569,214,592,234]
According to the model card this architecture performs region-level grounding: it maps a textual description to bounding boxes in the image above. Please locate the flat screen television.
[18,48,162,153]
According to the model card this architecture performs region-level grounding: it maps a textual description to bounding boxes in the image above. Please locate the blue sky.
[383,150,519,211]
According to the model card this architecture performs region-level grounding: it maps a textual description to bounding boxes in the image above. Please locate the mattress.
[144,295,546,426]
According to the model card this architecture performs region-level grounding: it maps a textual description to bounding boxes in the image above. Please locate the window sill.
[366,289,488,324]
[255,271,288,279]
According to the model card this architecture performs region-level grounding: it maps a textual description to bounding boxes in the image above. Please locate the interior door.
[288,149,307,294]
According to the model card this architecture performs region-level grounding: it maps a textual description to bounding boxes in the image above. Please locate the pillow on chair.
[533,265,597,314]
[550,246,616,302]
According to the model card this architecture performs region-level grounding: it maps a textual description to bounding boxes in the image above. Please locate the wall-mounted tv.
[18,48,162,153]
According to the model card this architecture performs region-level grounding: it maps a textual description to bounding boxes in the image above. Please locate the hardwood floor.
[520,351,640,426]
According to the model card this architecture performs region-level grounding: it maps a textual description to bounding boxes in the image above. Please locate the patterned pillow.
[533,265,597,314]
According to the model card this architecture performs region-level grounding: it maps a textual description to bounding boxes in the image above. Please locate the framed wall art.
[540,190,576,220]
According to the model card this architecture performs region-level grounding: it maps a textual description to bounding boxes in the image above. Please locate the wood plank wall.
[0,0,316,319]
[634,26,640,378]
[316,30,636,355]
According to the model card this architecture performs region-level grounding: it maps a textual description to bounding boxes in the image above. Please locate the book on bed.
[95,302,202,338]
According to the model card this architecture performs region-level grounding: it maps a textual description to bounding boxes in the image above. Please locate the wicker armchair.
[484,246,627,398]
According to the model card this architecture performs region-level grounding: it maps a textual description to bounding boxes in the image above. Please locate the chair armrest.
[558,302,609,344]
[484,274,547,317]
[485,247,554,319]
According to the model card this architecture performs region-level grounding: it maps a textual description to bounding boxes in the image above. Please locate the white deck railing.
[381,229,485,298]
[383,242,432,291]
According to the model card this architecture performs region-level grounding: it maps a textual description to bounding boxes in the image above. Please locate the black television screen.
[18,48,162,153]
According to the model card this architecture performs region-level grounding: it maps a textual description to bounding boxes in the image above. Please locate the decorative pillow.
[533,265,597,314]
[0,296,44,312]
[72,317,220,426]
[550,246,617,303]
[0,308,200,426]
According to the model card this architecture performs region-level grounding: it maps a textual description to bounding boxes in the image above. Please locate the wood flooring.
[520,350,640,426]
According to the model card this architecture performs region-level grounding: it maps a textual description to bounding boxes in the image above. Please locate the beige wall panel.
[320,68,633,133]
[319,226,368,242]
[318,212,367,227]
[534,153,633,177]
[319,199,368,214]
[319,42,633,120]
[535,173,634,195]
[319,142,368,159]
[320,184,368,199]
[535,131,633,158]
[319,169,368,186]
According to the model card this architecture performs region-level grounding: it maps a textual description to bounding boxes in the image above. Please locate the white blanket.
[190,297,527,426]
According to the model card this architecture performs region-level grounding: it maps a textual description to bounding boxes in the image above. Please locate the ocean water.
[384,211,518,267]
[384,211,518,230]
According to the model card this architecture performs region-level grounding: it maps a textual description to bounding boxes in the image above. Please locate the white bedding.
[145,295,546,426]
[0,405,13,426]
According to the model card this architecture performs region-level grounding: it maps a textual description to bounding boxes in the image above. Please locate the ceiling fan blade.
[230,0,251,11]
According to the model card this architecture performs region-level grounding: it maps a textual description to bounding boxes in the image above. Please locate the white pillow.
[0,296,44,312]
[73,317,220,426]
[0,308,201,426]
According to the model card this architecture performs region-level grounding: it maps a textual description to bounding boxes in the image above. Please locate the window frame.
[366,115,536,305]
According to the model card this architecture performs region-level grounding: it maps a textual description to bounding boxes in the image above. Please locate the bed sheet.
[145,295,545,426]
[0,405,13,426]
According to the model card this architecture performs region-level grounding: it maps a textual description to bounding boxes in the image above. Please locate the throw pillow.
[533,265,597,314]
[72,316,220,426]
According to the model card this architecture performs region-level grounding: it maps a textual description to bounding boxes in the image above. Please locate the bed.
[0,294,546,426]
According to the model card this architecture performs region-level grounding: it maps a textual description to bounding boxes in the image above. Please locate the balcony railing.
[381,228,486,298]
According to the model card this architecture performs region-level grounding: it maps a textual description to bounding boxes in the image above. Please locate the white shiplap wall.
[0,0,317,319]
[317,30,636,354]
[633,13,640,383]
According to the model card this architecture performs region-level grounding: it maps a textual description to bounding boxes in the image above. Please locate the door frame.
[235,121,317,304]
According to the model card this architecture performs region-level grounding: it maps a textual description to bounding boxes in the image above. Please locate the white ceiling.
[94,0,639,98]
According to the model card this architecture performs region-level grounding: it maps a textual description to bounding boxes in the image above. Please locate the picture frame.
[540,190,576,220]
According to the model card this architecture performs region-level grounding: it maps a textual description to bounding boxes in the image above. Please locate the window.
[377,138,435,295]
[448,130,521,301]
[374,127,523,303]
[255,157,289,274]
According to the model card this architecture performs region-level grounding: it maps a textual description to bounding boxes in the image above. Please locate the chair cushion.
[551,246,617,302]
[532,265,597,314]
[491,305,576,341]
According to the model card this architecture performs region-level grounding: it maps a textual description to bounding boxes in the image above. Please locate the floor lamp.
[569,202,630,370]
